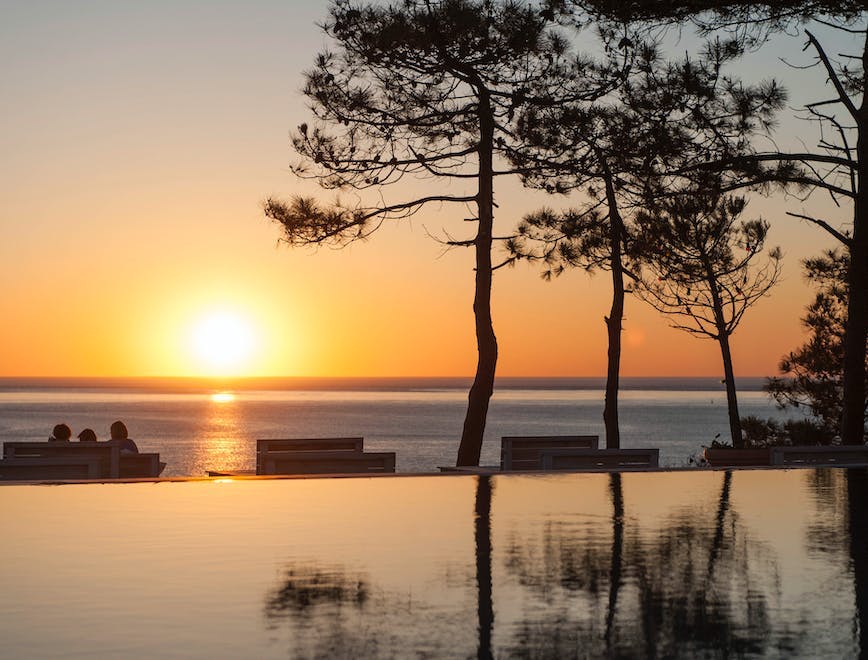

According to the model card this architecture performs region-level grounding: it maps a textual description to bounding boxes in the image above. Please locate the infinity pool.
[1,468,866,658]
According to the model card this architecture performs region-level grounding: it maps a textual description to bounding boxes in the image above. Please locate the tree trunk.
[457,92,498,466]
[603,168,624,449]
[841,64,868,445]
[605,473,624,649]
[847,470,868,655]
[475,475,494,659]
[717,331,743,448]
[707,470,732,577]
[705,261,742,447]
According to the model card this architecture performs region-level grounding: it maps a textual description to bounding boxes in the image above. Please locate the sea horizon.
[0,376,795,475]
[0,375,771,393]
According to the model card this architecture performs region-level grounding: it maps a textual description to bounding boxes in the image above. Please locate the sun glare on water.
[191,311,257,376]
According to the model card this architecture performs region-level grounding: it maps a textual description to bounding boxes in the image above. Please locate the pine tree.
[265,0,605,465]
[767,249,867,439]
[634,192,782,447]
[560,0,867,444]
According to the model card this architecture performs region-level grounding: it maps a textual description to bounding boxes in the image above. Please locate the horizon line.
[0,374,774,380]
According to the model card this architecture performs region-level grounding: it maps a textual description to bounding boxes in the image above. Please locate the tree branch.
[804,29,859,121]
[785,211,852,246]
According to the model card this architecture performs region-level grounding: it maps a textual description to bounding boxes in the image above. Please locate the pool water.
[1,468,865,658]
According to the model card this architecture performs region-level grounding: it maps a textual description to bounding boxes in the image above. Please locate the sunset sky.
[0,1,855,378]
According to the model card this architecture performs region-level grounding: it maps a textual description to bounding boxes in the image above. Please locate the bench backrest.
[501,435,599,471]
[118,453,163,478]
[256,438,364,473]
[2,442,163,478]
[0,457,102,481]
[772,445,868,466]
[259,450,396,476]
[541,448,659,471]
[3,442,120,477]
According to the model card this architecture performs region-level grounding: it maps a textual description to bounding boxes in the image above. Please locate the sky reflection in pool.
[0,468,865,658]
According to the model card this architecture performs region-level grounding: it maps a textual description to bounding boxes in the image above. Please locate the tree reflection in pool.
[1,469,861,657]
[260,469,866,658]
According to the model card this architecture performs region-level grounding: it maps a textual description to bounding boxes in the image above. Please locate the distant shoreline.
[0,376,772,392]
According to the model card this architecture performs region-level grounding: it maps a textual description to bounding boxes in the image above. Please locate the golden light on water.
[197,391,246,474]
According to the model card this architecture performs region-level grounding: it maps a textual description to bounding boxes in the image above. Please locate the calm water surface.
[1,468,865,658]
[0,378,805,476]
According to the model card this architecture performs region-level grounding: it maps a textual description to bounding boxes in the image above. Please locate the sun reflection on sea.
[193,392,251,474]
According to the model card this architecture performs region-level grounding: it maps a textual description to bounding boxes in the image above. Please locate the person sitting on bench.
[49,423,72,442]
[109,421,139,453]
[77,428,98,443]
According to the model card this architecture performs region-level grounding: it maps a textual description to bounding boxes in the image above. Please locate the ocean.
[0,377,806,476]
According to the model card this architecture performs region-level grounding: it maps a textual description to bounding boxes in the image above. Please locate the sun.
[190,311,256,375]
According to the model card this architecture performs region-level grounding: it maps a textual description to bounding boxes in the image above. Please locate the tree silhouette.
[604,473,623,650]
[474,475,494,660]
[767,249,868,439]
[507,38,783,448]
[633,192,782,447]
[262,560,470,656]
[847,469,868,656]
[509,102,639,450]
[265,0,610,466]
[264,564,370,622]
[500,471,796,656]
[513,200,637,449]
[563,0,868,444]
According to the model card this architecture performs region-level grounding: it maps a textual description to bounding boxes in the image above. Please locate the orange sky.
[0,2,852,378]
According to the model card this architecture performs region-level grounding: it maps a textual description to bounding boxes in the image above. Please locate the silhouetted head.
[77,428,97,443]
[110,420,128,440]
[51,423,72,441]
